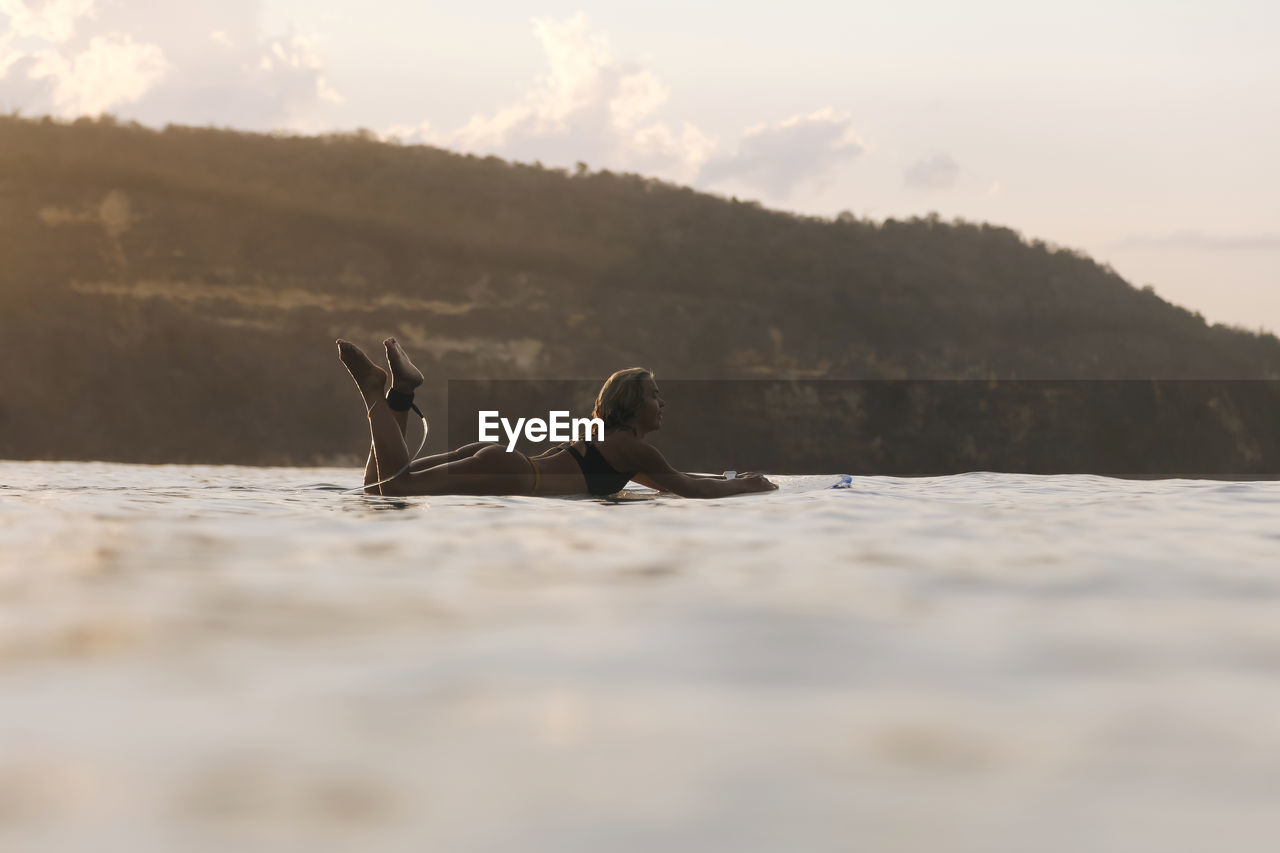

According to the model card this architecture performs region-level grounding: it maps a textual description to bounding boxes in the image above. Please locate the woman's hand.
[737,472,777,492]
[625,444,778,498]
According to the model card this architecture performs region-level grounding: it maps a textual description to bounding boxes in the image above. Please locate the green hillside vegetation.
[2,114,1279,472]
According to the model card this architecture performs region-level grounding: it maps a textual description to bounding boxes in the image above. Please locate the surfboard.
[602,489,662,502]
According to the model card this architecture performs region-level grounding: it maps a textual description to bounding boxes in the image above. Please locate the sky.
[2,0,1277,333]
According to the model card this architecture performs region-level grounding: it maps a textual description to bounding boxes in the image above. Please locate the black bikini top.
[564,442,636,495]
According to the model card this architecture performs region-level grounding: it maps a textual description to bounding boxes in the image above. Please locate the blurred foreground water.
[3,461,1280,852]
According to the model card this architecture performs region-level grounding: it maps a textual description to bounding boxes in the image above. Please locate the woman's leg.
[382,445,537,496]
[364,408,410,488]
[363,338,422,488]
[338,340,412,493]
[340,339,536,497]
[408,442,500,472]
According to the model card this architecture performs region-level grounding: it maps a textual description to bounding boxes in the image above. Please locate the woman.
[338,338,778,498]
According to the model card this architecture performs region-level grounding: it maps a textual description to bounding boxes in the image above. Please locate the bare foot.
[384,337,424,392]
[336,339,387,399]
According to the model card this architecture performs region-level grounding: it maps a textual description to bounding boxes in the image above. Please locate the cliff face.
[3,116,1279,472]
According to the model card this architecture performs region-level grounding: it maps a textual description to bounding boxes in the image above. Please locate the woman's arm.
[680,471,766,479]
[627,445,776,498]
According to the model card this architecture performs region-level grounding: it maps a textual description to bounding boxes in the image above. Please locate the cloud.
[385,13,715,183]
[25,33,167,115]
[1112,231,1280,251]
[0,0,94,43]
[387,19,866,199]
[0,0,341,128]
[699,108,865,199]
[1,0,166,116]
[904,153,960,190]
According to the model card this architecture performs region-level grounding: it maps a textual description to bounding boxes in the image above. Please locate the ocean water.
[2,461,1280,852]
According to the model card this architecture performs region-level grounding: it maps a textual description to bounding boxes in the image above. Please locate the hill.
[2,115,1279,473]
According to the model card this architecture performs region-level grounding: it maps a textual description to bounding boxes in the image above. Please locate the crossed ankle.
[385,387,425,420]
[386,387,416,412]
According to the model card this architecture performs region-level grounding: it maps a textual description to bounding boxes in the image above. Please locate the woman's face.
[632,377,665,433]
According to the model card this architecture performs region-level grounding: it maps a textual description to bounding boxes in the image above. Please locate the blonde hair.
[593,367,653,432]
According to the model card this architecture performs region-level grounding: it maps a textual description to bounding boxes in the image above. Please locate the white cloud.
[2,6,875,203]
[609,69,665,130]
[0,0,95,44]
[699,108,865,199]
[261,35,342,104]
[0,0,341,126]
[904,153,960,190]
[634,121,717,172]
[0,1,166,117]
[388,17,869,198]
[529,13,611,126]
[26,33,166,115]
[389,13,716,183]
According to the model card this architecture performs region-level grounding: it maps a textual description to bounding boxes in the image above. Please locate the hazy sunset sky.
[3,0,1276,332]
